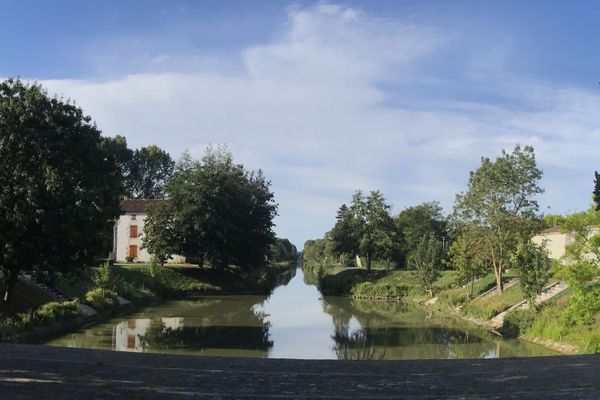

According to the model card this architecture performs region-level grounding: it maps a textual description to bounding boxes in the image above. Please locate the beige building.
[112,199,184,263]
[532,225,599,260]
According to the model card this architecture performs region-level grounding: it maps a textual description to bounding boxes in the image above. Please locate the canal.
[47,266,557,359]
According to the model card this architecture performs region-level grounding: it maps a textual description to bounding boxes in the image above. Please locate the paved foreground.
[1,344,600,399]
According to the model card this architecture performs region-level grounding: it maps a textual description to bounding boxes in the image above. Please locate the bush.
[581,331,600,353]
[0,300,80,342]
[351,282,406,300]
[502,308,536,338]
[437,288,468,307]
[84,288,118,312]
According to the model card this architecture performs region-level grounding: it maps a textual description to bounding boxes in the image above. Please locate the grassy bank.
[1,261,294,344]
[308,264,592,353]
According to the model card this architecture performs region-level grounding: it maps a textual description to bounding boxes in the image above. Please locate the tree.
[510,241,551,310]
[144,147,278,270]
[125,145,175,199]
[594,171,600,211]
[395,201,447,266]
[358,191,396,270]
[453,145,544,294]
[142,200,178,266]
[330,204,360,259]
[447,224,490,298]
[101,134,133,195]
[0,79,121,307]
[408,233,442,297]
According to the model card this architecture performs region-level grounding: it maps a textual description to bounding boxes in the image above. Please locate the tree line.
[305,145,553,300]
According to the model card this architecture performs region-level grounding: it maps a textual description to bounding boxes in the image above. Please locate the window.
[130,225,138,238]
[129,245,138,258]
[131,214,136,220]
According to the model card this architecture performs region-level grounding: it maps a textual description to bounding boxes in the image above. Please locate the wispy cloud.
[38,3,600,245]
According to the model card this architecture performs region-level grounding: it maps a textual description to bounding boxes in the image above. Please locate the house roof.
[120,199,163,214]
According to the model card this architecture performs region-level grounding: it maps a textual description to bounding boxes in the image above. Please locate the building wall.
[114,213,185,263]
[532,232,572,260]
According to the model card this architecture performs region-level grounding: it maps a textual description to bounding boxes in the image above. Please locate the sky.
[2,0,600,247]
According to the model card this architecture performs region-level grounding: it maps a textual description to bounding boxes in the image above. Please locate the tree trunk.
[470,275,475,299]
[2,269,18,308]
[494,262,504,294]
[366,254,372,271]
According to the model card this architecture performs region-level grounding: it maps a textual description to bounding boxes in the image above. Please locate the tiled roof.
[120,199,163,214]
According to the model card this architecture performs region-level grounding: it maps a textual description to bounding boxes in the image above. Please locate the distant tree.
[447,224,490,298]
[359,191,397,271]
[144,147,278,270]
[329,204,360,260]
[594,171,600,211]
[270,238,298,262]
[395,201,447,265]
[126,145,175,198]
[408,233,442,297]
[543,213,565,228]
[0,79,121,307]
[510,241,551,310]
[453,145,544,294]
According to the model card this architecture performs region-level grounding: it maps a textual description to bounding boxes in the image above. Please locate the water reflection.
[47,266,558,359]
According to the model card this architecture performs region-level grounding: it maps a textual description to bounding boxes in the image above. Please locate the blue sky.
[2,1,600,246]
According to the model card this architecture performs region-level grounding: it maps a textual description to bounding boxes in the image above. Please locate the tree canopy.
[453,144,544,293]
[0,79,121,306]
[143,147,278,270]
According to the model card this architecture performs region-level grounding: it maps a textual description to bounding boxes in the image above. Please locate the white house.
[112,199,184,263]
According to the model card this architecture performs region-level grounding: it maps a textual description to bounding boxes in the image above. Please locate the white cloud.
[37,4,600,245]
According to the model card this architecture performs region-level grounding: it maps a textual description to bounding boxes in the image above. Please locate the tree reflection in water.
[332,328,385,360]
[139,313,273,351]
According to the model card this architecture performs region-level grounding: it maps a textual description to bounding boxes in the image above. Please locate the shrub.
[0,300,80,342]
[437,288,468,307]
[502,308,536,338]
[351,282,406,300]
[581,331,600,353]
[85,288,118,312]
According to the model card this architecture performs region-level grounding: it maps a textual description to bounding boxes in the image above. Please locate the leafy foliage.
[453,145,544,293]
[408,233,443,296]
[84,288,118,312]
[143,146,278,270]
[510,241,551,309]
[125,145,175,198]
[0,300,80,342]
[0,79,122,305]
[447,224,490,298]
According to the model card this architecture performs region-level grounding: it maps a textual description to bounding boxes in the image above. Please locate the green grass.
[316,267,461,300]
[461,283,525,320]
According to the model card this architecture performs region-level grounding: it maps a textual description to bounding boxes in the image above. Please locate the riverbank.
[2,343,599,399]
[307,264,584,355]
[1,261,295,344]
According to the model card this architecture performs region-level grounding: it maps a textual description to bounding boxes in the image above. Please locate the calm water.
[46,266,557,359]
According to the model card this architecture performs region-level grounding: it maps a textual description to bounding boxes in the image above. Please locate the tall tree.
[395,201,447,265]
[330,204,360,259]
[359,191,396,270]
[408,233,442,297]
[510,241,551,310]
[594,171,600,211]
[447,223,492,298]
[144,147,278,270]
[0,79,121,307]
[453,145,544,294]
[126,145,175,199]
